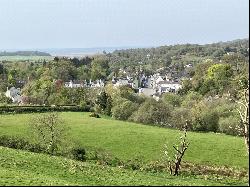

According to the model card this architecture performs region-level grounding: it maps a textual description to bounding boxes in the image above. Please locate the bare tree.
[164,121,190,176]
[29,112,68,154]
[234,88,249,154]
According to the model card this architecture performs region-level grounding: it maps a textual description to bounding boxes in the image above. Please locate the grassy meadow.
[0,112,249,185]
[0,112,248,168]
[1,146,247,186]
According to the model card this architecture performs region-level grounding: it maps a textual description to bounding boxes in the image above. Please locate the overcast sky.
[0,0,249,49]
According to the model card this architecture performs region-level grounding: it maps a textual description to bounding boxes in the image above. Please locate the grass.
[0,146,248,186]
[0,56,53,62]
[0,112,248,169]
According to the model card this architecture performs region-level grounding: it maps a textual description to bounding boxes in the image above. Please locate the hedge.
[0,105,90,114]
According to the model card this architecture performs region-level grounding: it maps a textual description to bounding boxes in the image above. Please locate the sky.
[0,0,249,50]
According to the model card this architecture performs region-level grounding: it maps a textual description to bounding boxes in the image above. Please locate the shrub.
[0,105,90,114]
[0,93,12,104]
[89,112,100,118]
[86,149,122,167]
[218,116,242,136]
[70,147,86,161]
[192,110,219,132]
[132,98,172,126]
[143,160,169,173]
[111,99,139,120]
[181,91,202,108]
[124,159,142,170]
[170,108,192,130]
[0,135,87,162]
[162,93,182,107]
[191,99,220,132]
[0,135,45,153]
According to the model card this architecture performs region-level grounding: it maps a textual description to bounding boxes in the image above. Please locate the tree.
[228,76,249,154]
[191,99,220,132]
[162,93,182,107]
[112,99,139,120]
[170,108,192,130]
[39,79,55,105]
[132,98,172,126]
[191,59,214,92]
[181,91,202,108]
[0,63,4,75]
[29,113,68,155]
[51,60,77,81]
[205,63,233,94]
[91,57,109,80]
[232,87,249,154]
[95,90,112,115]
[164,121,189,176]
[179,79,192,95]
[54,57,59,62]
[7,69,17,86]
[0,93,12,104]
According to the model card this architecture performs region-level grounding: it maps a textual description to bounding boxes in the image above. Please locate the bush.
[0,93,12,104]
[218,116,242,136]
[86,149,123,167]
[162,93,182,107]
[143,160,169,173]
[0,135,45,153]
[111,99,139,120]
[191,99,220,132]
[181,91,202,108]
[70,147,86,161]
[0,135,87,162]
[0,105,90,114]
[132,98,172,126]
[192,110,219,132]
[170,108,192,130]
[89,112,100,118]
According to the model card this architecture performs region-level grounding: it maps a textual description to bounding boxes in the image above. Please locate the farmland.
[0,112,248,168]
[0,112,249,185]
[0,56,53,62]
[0,146,248,186]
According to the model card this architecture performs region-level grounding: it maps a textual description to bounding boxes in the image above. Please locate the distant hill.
[107,38,249,71]
[0,51,51,56]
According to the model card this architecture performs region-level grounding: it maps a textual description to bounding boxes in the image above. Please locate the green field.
[0,56,53,62]
[1,146,247,186]
[0,112,248,168]
[0,112,249,185]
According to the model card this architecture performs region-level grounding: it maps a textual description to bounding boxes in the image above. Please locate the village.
[4,65,193,104]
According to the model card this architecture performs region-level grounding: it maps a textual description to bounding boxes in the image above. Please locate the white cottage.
[157,81,182,94]
[5,87,22,103]
[65,80,83,88]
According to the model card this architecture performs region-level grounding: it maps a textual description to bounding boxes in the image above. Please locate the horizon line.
[0,37,248,52]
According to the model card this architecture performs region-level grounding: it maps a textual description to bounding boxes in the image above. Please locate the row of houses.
[64,79,105,88]
[5,73,183,103]
[63,73,182,100]
[137,73,182,100]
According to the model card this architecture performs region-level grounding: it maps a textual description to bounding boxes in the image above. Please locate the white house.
[113,78,133,88]
[184,63,193,68]
[5,87,22,103]
[64,80,83,88]
[138,88,156,97]
[157,81,182,94]
[91,79,105,87]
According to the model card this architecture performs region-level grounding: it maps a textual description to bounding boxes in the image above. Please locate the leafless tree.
[164,121,190,176]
